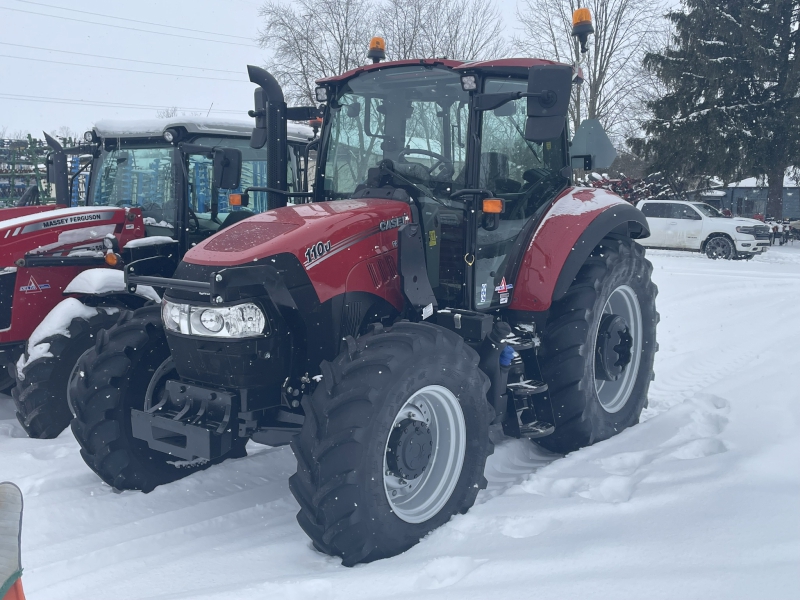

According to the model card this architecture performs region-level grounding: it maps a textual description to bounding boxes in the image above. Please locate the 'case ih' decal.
[19,276,50,293]
[379,215,408,231]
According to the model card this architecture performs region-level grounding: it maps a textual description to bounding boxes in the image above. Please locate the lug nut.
[215,274,222,282]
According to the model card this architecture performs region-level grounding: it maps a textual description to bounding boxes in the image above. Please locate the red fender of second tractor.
[185,199,411,310]
[508,187,631,312]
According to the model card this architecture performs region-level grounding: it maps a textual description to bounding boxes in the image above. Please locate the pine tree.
[632,0,800,217]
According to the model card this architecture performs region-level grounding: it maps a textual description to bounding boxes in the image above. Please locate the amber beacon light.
[368,37,386,63]
[572,8,594,53]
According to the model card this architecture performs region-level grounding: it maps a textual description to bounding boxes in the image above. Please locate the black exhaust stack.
[247,65,287,210]
[44,132,69,207]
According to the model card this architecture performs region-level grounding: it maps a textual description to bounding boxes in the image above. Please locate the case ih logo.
[19,276,51,293]
[379,215,408,231]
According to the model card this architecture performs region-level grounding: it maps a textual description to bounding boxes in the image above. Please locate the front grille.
[0,270,16,330]
[754,233,771,240]
[754,225,770,236]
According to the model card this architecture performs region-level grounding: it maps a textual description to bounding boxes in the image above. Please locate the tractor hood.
[0,206,144,267]
[184,199,412,270]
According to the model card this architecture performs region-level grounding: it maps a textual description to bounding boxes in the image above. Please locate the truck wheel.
[12,308,120,439]
[289,322,493,566]
[705,235,734,259]
[69,305,247,492]
[537,236,658,455]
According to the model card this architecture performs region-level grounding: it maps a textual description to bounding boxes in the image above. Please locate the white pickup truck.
[636,199,770,260]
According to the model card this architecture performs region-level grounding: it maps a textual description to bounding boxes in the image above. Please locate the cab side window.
[671,204,701,220]
[641,203,668,218]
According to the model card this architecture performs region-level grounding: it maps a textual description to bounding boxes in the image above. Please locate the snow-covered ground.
[2,245,799,600]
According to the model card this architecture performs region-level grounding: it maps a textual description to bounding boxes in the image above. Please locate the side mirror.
[570,119,617,170]
[524,65,572,143]
[213,148,242,190]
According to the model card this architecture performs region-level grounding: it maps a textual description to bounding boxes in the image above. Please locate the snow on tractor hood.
[0,206,144,267]
[183,199,413,271]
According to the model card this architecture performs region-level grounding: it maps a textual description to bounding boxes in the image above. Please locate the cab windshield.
[322,66,469,203]
[90,136,289,237]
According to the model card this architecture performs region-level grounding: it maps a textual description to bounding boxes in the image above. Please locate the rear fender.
[508,188,649,312]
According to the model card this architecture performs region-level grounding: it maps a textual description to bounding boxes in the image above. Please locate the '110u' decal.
[304,240,332,265]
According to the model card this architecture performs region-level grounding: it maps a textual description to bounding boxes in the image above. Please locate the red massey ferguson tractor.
[69,44,658,563]
[5,116,316,437]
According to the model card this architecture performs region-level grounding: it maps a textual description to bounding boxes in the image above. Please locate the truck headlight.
[736,226,756,235]
[162,300,267,338]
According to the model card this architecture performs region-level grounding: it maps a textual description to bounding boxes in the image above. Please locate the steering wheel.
[187,206,201,232]
[397,148,455,178]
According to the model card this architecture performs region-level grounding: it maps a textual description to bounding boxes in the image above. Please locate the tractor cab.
[85,118,315,254]
[312,58,588,312]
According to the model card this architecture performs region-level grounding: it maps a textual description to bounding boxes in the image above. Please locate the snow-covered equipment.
[0,482,24,600]
[69,16,658,566]
[6,113,316,438]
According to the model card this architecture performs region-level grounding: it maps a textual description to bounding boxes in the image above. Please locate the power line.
[0,92,247,115]
[0,5,260,48]
[0,54,249,83]
[0,41,244,74]
[15,0,254,40]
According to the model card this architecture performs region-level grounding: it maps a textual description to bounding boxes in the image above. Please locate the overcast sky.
[0,0,671,138]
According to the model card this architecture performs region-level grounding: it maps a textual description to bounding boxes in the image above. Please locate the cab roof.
[316,57,568,85]
[93,118,314,142]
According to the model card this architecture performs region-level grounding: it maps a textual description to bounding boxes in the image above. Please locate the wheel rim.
[383,385,466,524]
[707,237,732,259]
[66,348,93,417]
[594,285,643,414]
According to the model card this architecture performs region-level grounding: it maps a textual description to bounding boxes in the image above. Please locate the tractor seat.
[218,209,255,231]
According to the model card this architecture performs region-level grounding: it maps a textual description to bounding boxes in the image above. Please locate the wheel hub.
[386,418,432,480]
[595,314,633,381]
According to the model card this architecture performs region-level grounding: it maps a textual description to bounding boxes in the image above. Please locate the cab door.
[472,78,569,309]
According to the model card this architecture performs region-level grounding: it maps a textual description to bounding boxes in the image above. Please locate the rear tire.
[536,236,658,455]
[289,321,493,566]
[13,308,119,438]
[69,305,246,492]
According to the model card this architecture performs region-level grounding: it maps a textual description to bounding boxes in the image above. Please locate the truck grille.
[0,270,16,330]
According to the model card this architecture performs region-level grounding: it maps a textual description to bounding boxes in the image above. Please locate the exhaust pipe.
[247,65,288,210]
[43,132,69,207]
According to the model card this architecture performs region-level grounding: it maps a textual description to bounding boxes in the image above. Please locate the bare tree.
[156,107,202,118]
[515,0,667,144]
[258,0,375,105]
[377,0,507,61]
[0,125,7,139]
[258,0,507,103]
[157,107,180,119]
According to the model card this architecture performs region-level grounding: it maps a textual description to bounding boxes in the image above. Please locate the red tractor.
[69,23,657,565]
[5,116,316,437]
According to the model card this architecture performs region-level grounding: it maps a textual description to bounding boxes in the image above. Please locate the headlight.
[736,226,756,235]
[162,300,267,338]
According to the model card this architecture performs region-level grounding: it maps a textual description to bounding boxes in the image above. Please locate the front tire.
[13,307,120,438]
[705,235,734,259]
[289,322,492,566]
[69,305,246,492]
[537,236,658,455]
